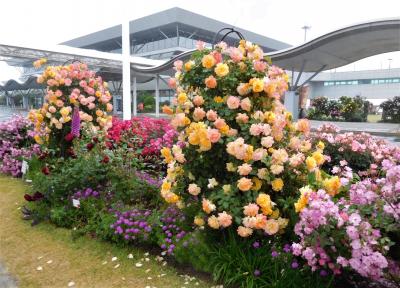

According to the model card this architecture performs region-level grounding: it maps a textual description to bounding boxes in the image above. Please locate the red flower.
[33,192,44,201]
[86,142,94,151]
[101,155,110,164]
[64,133,75,142]
[67,147,76,158]
[92,137,99,143]
[41,166,50,175]
[24,194,34,202]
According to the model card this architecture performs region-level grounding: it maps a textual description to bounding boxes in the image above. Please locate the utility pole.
[301,25,311,42]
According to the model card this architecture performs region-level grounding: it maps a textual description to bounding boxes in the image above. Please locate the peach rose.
[249,124,263,136]
[296,119,310,135]
[227,129,238,137]
[237,177,253,191]
[240,97,251,111]
[48,106,56,113]
[202,54,216,69]
[206,109,218,121]
[168,77,177,89]
[214,118,226,129]
[264,219,280,235]
[205,75,217,88]
[217,211,232,228]
[261,136,274,148]
[193,95,204,106]
[207,128,221,143]
[193,107,206,121]
[237,163,252,176]
[188,183,201,196]
[226,96,240,109]
[229,47,243,62]
[243,203,259,217]
[202,198,216,214]
[237,226,253,237]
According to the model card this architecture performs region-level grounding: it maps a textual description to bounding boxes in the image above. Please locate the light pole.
[388,58,393,70]
[301,25,311,42]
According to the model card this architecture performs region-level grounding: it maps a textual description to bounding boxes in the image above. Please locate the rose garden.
[0,41,399,288]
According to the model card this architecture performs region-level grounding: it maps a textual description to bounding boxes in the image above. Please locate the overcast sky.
[1,0,399,80]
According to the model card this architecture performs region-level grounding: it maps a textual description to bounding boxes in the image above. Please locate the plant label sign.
[21,160,29,175]
[72,199,80,208]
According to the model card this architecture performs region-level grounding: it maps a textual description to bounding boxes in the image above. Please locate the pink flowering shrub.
[0,115,40,177]
[292,162,400,281]
[312,123,400,177]
[107,117,177,157]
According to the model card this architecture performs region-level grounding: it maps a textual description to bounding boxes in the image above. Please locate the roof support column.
[132,76,137,116]
[122,20,132,120]
[155,74,160,118]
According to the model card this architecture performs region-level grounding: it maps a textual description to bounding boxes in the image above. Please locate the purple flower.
[254,269,261,277]
[252,241,260,249]
[291,262,299,269]
[71,106,81,137]
[271,251,279,258]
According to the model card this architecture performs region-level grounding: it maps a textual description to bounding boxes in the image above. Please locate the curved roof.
[0,76,43,91]
[269,18,400,72]
[129,18,400,74]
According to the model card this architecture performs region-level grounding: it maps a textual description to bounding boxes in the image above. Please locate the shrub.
[0,115,40,177]
[159,41,336,242]
[28,60,113,158]
[381,96,400,123]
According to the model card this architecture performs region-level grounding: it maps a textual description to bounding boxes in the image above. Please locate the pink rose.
[250,124,263,136]
[193,95,204,106]
[237,163,252,176]
[173,60,183,71]
[64,78,72,86]
[243,203,259,217]
[240,97,251,111]
[207,128,221,143]
[253,148,265,161]
[168,78,177,89]
[212,51,223,63]
[227,129,238,136]
[236,113,249,124]
[214,118,226,129]
[206,110,218,121]
[193,107,206,121]
[229,47,243,62]
[196,40,206,51]
[253,60,267,72]
[226,96,240,109]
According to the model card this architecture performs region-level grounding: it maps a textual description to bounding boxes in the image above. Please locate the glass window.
[393,78,399,83]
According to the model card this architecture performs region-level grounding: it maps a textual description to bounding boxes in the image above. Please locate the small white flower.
[127,253,133,259]
[135,262,143,267]
[111,257,117,262]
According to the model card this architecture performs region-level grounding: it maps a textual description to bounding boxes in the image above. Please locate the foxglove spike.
[71,106,80,137]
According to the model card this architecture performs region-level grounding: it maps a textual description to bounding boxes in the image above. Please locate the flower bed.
[6,48,399,288]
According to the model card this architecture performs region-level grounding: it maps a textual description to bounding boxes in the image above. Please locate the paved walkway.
[0,262,17,288]
[0,106,27,123]
[310,120,400,136]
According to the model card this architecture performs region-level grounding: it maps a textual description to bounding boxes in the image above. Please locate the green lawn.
[0,175,211,288]
[367,114,382,123]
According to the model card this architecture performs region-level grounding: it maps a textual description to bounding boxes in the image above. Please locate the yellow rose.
[252,177,262,191]
[161,147,173,164]
[165,192,179,204]
[222,184,231,194]
[237,177,253,191]
[214,63,229,77]
[177,92,187,105]
[252,78,264,93]
[59,107,70,117]
[207,215,220,229]
[194,217,205,226]
[161,181,171,193]
[312,151,325,166]
[306,156,317,171]
[256,193,271,209]
[184,60,194,71]
[316,141,325,150]
[213,96,224,103]
[271,178,284,192]
[34,134,43,144]
[202,54,216,69]
[323,176,341,196]
[226,162,236,172]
